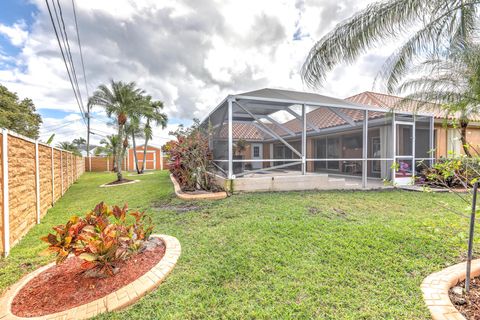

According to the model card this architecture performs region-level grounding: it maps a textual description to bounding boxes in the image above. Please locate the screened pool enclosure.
[200,88,434,191]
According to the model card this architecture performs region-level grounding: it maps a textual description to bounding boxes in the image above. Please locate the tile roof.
[345,91,480,121]
[216,90,477,141]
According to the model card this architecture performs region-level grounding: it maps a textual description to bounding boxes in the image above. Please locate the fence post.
[60,151,64,195]
[68,153,71,186]
[160,151,163,170]
[466,182,478,293]
[107,157,109,171]
[51,146,54,205]
[34,141,40,224]
[2,129,10,256]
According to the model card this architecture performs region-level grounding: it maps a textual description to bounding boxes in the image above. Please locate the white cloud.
[1,0,395,146]
[0,21,28,46]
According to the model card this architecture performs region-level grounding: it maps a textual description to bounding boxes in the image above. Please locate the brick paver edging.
[421,259,480,320]
[99,179,140,188]
[170,174,227,200]
[0,234,181,320]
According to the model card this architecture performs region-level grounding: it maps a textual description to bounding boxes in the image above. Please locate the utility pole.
[86,102,91,171]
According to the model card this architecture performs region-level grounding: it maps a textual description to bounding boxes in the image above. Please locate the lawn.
[0,171,475,319]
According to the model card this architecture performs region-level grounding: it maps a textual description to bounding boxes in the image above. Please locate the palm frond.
[302,0,433,88]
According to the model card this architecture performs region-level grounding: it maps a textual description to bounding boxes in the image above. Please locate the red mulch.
[449,277,480,319]
[11,241,165,317]
[105,178,135,186]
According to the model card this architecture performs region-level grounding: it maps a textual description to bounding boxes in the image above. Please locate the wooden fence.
[85,156,126,172]
[0,129,84,256]
[85,155,168,172]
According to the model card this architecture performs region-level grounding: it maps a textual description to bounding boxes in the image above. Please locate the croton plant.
[164,119,221,192]
[41,202,154,277]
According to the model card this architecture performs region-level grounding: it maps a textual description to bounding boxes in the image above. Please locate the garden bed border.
[0,234,181,320]
[170,174,227,200]
[422,259,480,320]
[99,180,140,188]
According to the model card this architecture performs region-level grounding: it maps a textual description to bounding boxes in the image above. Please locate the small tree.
[72,137,86,149]
[56,141,81,156]
[88,80,145,181]
[95,135,119,172]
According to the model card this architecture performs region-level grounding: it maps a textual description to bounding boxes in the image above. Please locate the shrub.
[164,120,221,192]
[420,155,480,188]
[41,202,153,277]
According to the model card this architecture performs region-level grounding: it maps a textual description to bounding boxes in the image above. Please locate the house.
[201,88,434,192]
[346,91,480,158]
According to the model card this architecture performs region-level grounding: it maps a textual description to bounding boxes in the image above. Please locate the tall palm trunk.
[112,153,117,172]
[131,134,141,174]
[141,136,149,173]
[141,119,150,174]
[116,123,124,181]
[460,119,472,157]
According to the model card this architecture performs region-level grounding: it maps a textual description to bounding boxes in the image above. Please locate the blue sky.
[0,0,36,70]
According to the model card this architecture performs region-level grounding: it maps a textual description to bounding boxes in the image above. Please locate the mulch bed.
[449,277,480,319]
[105,178,135,186]
[11,240,165,317]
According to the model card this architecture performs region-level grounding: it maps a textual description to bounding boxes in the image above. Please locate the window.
[447,129,461,156]
[253,146,260,157]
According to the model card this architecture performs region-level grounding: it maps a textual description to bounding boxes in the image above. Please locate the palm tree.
[140,97,167,173]
[57,141,81,156]
[397,43,480,156]
[302,1,478,92]
[88,80,145,181]
[95,135,119,171]
[72,137,86,148]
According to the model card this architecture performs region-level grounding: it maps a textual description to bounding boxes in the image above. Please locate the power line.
[52,0,87,119]
[40,126,85,137]
[70,0,91,169]
[45,0,87,127]
[71,0,89,99]
[40,120,79,133]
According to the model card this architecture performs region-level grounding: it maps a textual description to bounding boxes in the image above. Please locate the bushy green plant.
[165,120,220,192]
[41,202,153,277]
[420,155,480,188]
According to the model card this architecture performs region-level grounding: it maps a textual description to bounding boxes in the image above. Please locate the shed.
[127,145,163,171]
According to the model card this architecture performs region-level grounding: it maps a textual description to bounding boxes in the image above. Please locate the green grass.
[0,171,475,319]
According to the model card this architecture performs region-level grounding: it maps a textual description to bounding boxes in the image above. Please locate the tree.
[56,141,81,156]
[140,97,167,173]
[88,80,145,181]
[0,84,42,138]
[301,1,478,92]
[72,137,86,148]
[397,43,480,156]
[95,135,119,171]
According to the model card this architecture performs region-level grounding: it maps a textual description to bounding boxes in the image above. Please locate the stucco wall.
[434,124,480,157]
[0,130,84,255]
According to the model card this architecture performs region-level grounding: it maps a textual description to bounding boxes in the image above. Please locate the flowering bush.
[41,202,153,277]
[164,120,220,192]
